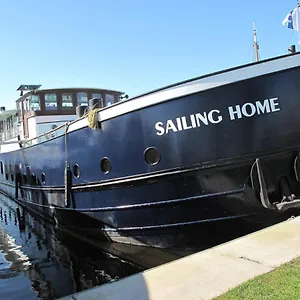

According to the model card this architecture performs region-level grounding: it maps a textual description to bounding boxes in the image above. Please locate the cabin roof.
[15,87,124,103]
[0,109,17,121]
[17,84,42,91]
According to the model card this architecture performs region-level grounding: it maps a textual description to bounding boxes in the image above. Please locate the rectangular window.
[92,93,102,99]
[29,95,41,111]
[105,94,114,106]
[0,161,3,174]
[24,98,30,111]
[62,93,73,108]
[77,92,88,106]
[45,93,57,110]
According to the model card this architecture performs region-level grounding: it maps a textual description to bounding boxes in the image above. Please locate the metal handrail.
[21,122,68,147]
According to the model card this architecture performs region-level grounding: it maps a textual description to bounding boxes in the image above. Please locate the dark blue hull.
[1,55,300,248]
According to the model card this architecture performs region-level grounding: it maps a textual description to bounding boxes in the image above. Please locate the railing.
[21,108,92,148]
[0,126,19,142]
[22,122,68,147]
[0,106,97,148]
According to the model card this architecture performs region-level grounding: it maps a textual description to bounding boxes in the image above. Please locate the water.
[0,193,288,300]
[0,195,189,299]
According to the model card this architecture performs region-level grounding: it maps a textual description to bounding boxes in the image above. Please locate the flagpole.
[253,22,259,62]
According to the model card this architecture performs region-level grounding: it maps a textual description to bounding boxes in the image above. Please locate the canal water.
[0,193,293,299]
[0,195,194,300]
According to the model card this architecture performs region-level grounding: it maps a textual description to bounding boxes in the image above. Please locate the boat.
[1,21,300,249]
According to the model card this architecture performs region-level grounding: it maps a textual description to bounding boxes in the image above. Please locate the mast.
[253,22,259,62]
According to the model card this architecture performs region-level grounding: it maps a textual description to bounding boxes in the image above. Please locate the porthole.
[144,147,160,165]
[5,173,8,181]
[41,173,46,184]
[73,164,80,178]
[100,157,111,174]
[11,174,14,182]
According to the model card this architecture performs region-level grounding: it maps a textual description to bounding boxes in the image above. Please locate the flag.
[282,11,294,29]
[282,6,300,32]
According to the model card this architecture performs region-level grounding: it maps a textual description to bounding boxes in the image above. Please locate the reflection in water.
[0,195,150,299]
[0,192,275,299]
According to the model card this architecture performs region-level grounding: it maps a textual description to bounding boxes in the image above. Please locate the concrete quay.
[60,216,300,300]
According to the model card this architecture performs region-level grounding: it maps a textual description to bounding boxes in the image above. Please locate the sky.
[0,0,299,109]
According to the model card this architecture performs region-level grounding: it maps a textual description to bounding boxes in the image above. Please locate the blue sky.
[0,0,299,109]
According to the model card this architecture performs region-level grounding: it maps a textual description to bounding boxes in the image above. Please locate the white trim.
[67,53,300,134]
[68,118,88,133]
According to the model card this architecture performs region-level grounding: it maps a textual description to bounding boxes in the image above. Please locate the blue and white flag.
[282,6,300,31]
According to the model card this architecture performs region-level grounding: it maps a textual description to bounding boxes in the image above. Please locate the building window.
[62,93,73,108]
[77,92,88,106]
[45,93,57,110]
[105,94,114,106]
[29,95,41,111]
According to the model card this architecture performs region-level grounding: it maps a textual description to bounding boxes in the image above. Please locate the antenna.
[253,22,259,62]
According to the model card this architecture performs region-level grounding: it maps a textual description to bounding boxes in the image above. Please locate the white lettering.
[176,117,183,131]
[165,120,178,134]
[228,105,242,120]
[155,97,280,136]
[208,109,223,123]
[270,97,280,112]
[241,103,256,117]
[155,122,165,136]
[181,117,192,130]
[190,114,197,128]
[256,99,271,114]
[195,112,208,126]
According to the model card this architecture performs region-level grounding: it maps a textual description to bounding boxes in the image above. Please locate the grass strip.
[214,256,300,300]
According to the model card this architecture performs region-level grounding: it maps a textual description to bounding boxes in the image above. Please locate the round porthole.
[100,157,111,174]
[144,147,160,165]
[41,172,46,184]
[73,164,80,178]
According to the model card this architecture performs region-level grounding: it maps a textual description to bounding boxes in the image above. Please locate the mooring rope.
[87,107,101,129]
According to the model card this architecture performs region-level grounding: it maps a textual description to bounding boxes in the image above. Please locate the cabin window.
[17,102,23,115]
[105,94,114,106]
[92,93,102,100]
[0,162,3,174]
[45,93,57,110]
[29,95,41,111]
[77,92,88,106]
[62,93,73,108]
[24,99,30,112]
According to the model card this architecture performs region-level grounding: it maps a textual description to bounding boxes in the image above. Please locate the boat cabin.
[0,84,126,151]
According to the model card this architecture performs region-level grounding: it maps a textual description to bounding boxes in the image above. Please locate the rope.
[87,108,101,129]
